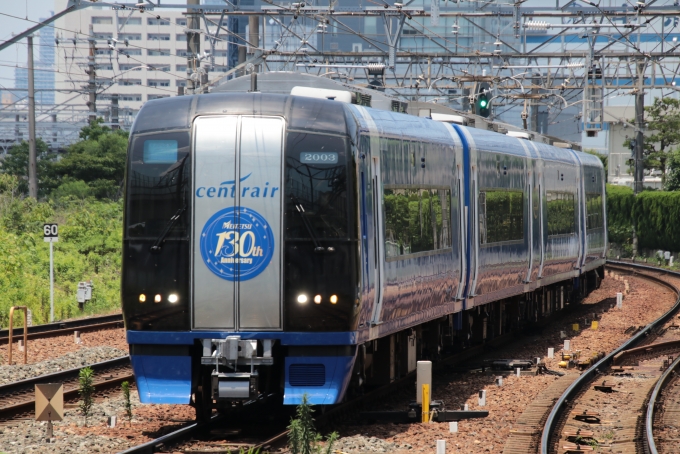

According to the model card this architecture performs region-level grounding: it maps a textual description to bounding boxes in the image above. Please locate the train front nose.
[192,115,285,330]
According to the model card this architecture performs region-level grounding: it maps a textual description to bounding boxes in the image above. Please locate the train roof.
[132,93,599,169]
[131,92,349,136]
[347,104,460,146]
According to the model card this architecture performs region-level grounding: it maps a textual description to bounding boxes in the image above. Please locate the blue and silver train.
[122,92,606,417]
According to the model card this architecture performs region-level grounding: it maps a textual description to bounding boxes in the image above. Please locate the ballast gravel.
[0,346,128,385]
[331,272,678,453]
[1,271,678,453]
[1,326,128,367]
[333,435,413,453]
[2,386,134,453]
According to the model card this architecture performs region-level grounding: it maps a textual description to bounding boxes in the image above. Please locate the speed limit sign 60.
[44,223,59,242]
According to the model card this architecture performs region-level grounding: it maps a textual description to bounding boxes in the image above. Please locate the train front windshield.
[283,131,358,332]
[122,131,192,330]
[123,121,357,332]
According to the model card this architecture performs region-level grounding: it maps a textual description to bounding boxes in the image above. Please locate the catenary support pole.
[187,0,201,93]
[632,59,645,256]
[88,25,97,125]
[27,35,37,200]
[634,59,645,195]
[111,94,119,130]
[248,16,260,60]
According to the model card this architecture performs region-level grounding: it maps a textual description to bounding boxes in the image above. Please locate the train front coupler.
[201,337,274,401]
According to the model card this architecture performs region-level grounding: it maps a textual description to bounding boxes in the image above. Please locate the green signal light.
[479,99,488,108]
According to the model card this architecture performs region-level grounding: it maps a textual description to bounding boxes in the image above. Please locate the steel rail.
[0,313,123,344]
[0,356,131,421]
[646,353,680,454]
[118,285,580,453]
[117,417,211,454]
[541,261,680,454]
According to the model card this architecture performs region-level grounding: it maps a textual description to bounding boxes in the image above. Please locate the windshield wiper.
[292,197,334,254]
[149,205,186,253]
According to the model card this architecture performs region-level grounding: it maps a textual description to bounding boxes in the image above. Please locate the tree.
[47,119,128,200]
[665,149,680,191]
[628,98,680,186]
[1,138,54,196]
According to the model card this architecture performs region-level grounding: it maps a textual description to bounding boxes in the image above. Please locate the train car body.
[122,93,606,412]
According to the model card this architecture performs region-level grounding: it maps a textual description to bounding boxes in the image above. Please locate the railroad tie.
[502,374,578,454]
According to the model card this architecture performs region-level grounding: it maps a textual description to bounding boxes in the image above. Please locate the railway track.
[123,296,604,454]
[119,261,680,454]
[0,356,132,425]
[541,261,680,454]
[646,352,680,454]
[118,330,525,454]
[0,313,123,345]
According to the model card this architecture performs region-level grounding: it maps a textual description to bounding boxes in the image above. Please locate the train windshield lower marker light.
[139,294,146,303]
[330,295,338,304]
[154,294,162,303]
[168,294,179,304]
[297,294,308,304]
[314,295,322,304]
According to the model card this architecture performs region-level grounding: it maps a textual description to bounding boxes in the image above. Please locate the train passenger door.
[525,179,533,283]
[455,165,467,300]
[370,156,385,325]
[192,116,284,330]
[537,174,545,278]
[469,166,479,297]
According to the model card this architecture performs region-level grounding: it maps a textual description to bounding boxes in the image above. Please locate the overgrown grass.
[0,175,122,328]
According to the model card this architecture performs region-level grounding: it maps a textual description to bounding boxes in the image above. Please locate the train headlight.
[168,294,179,304]
[297,294,308,304]
[154,294,162,303]
[139,294,146,303]
[314,295,322,304]
[330,295,338,304]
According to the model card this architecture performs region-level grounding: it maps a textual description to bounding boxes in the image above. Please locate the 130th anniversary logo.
[200,206,274,281]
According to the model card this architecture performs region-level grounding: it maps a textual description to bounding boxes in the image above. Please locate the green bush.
[633,190,680,251]
[0,193,122,328]
[121,381,133,424]
[606,184,680,251]
[52,179,92,201]
[79,366,95,424]
[288,394,338,454]
[606,184,634,246]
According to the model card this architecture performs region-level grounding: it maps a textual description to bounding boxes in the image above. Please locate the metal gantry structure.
[1,0,680,189]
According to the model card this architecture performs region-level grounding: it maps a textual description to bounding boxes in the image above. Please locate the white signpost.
[43,224,58,323]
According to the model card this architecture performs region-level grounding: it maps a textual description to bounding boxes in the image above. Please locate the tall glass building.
[14,16,56,105]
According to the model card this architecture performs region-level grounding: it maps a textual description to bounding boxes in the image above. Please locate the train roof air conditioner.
[506,131,532,140]
[290,86,353,103]
[430,113,468,125]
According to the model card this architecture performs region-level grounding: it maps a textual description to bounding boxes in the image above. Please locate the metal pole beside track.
[27,35,37,200]
[8,306,28,365]
[50,241,54,323]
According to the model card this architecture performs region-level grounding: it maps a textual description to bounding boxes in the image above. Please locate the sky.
[0,0,640,150]
[0,1,56,90]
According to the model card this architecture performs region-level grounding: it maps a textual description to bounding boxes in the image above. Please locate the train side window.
[546,191,576,236]
[585,193,603,230]
[478,189,524,244]
[384,186,452,259]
